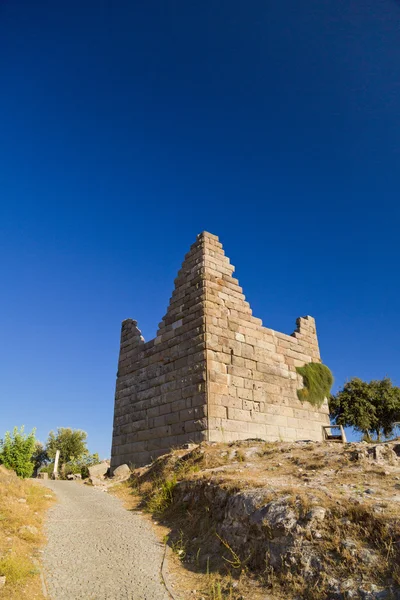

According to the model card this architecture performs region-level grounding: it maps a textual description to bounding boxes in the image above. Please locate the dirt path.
[40,481,171,600]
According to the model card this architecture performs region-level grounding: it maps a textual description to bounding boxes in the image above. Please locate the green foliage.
[62,453,100,479]
[32,441,48,474]
[39,462,55,475]
[0,426,36,478]
[46,428,89,471]
[146,476,177,514]
[296,363,334,408]
[330,377,400,441]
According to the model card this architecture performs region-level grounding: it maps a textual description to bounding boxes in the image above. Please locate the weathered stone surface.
[352,442,400,465]
[111,232,330,470]
[66,473,82,481]
[88,461,110,480]
[112,464,131,480]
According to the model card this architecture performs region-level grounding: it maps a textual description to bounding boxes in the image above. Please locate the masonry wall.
[111,232,330,470]
[110,240,209,470]
[201,234,330,443]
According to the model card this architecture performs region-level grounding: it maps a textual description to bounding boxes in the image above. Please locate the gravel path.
[40,481,171,600]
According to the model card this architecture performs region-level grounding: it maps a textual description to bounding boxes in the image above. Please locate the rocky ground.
[116,439,400,600]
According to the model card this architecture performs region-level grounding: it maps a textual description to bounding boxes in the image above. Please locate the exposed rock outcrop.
[127,439,400,600]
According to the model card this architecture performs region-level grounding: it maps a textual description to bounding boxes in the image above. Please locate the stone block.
[236,387,253,401]
[227,365,252,379]
[227,407,252,422]
[219,395,243,409]
[209,405,227,418]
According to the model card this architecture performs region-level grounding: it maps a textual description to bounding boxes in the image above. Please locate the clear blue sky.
[1,1,399,457]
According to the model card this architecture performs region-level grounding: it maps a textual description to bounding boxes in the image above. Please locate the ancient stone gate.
[111,232,329,469]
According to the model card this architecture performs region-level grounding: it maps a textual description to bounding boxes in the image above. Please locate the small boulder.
[88,461,110,480]
[112,464,131,480]
[0,576,6,589]
[306,506,326,524]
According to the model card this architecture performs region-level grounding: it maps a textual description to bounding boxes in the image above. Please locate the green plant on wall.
[296,363,333,408]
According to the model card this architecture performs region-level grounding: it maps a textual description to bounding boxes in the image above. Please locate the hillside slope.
[0,466,54,599]
[123,439,400,600]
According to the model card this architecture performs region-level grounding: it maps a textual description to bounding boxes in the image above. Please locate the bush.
[296,363,334,408]
[0,426,36,478]
[39,462,55,475]
[60,453,100,480]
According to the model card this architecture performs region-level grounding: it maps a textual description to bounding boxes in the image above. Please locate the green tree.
[32,441,49,475]
[330,377,400,441]
[0,426,37,478]
[46,428,89,470]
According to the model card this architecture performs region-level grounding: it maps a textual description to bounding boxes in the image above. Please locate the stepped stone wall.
[111,232,330,470]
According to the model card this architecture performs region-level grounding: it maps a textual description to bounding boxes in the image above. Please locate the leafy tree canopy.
[329,377,400,441]
[32,441,49,473]
[46,428,89,467]
[0,426,37,478]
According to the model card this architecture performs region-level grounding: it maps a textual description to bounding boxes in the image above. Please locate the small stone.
[306,506,326,523]
[359,548,378,566]
[0,576,5,589]
[17,498,26,503]
[18,525,38,536]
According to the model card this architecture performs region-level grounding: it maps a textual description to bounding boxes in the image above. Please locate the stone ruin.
[111,232,330,470]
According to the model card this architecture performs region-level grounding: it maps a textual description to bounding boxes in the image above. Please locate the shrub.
[146,476,177,514]
[296,363,333,408]
[61,453,100,479]
[39,461,56,474]
[0,426,36,478]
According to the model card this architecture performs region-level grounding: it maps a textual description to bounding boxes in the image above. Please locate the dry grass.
[0,466,55,599]
[112,440,400,599]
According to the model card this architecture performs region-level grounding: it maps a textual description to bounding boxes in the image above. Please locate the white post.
[53,450,60,479]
